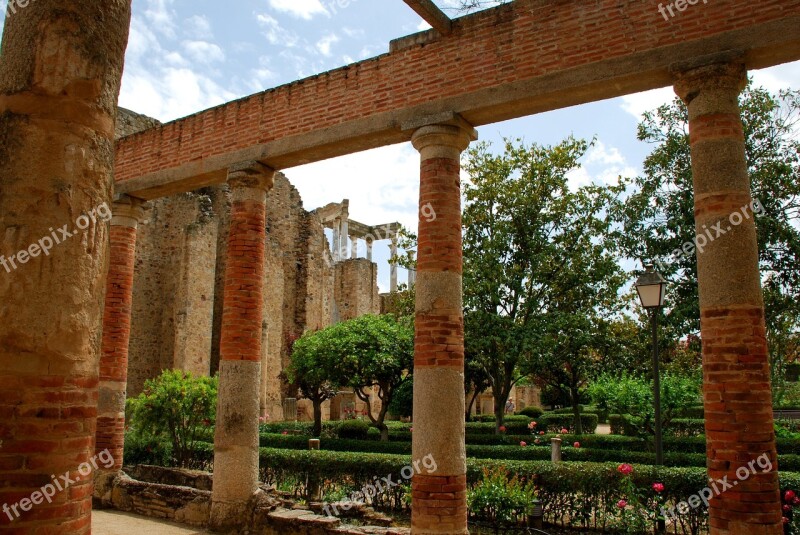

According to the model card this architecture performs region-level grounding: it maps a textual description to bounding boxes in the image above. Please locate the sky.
[1,0,799,292]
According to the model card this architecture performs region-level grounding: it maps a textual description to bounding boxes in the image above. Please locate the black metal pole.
[652,309,665,534]
[653,309,663,465]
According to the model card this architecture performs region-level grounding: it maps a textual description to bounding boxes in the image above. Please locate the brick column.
[210,161,274,529]
[96,195,147,471]
[410,121,476,535]
[675,63,781,535]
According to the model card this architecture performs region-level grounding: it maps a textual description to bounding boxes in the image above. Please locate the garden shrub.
[538,413,598,434]
[337,419,371,439]
[126,369,218,469]
[518,406,544,418]
[467,466,537,529]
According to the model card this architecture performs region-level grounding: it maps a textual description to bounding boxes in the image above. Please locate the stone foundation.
[94,465,410,535]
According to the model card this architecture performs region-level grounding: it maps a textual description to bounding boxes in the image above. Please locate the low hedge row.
[608,415,706,437]
[256,432,800,470]
[254,446,800,532]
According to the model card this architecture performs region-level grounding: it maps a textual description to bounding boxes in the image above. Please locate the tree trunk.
[466,389,480,422]
[494,401,506,434]
[379,424,389,442]
[312,398,323,438]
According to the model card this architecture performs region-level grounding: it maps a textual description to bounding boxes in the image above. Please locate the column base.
[209,498,251,530]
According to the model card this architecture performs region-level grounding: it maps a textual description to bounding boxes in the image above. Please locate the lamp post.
[635,265,667,465]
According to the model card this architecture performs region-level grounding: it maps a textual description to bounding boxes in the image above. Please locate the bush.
[337,419,371,439]
[388,377,413,419]
[518,406,544,418]
[675,404,705,419]
[126,369,218,469]
[468,466,537,528]
[667,419,705,437]
[255,446,800,532]
[537,413,598,434]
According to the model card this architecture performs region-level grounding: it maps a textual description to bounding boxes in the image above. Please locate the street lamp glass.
[635,265,666,309]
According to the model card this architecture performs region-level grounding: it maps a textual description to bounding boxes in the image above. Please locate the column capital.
[411,121,477,158]
[673,62,747,104]
[111,194,148,228]
[227,161,275,192]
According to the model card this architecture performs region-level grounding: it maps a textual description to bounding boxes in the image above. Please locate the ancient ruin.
[2,0,800,533]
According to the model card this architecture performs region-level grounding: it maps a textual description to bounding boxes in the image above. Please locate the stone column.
[675,63,781,535]
[332,218,341,262]
[96,195,147,472]
[340,219,350,260]
[390,237,398,293]
[210,162,275,529]
[366,237,374,262]
[410,121,476,535]
[0,2,131,533]
[350,235,358,259]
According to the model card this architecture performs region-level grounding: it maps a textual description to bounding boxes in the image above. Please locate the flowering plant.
[605,464,666,534]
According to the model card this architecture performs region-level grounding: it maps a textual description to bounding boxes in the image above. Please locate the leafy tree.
[126,370,217,469]
[462,137,627,433]
[289,315,413,441]
[388,376,414,419]
[286,333,341,437]
[619,85,800,391]
[588,372,701,441]
[465,352,492,422]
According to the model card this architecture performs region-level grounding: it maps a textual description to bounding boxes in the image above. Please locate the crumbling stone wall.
[117,109,376,413]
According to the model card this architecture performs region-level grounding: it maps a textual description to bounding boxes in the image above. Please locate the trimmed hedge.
[537,413,598,434]
[518,406,544,418]
[608,415,705,437]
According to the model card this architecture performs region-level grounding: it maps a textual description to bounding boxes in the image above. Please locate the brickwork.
[675,63,781,534]
[0,2,131,532]
[96,203,142,471]
[335,259,381,321]
[411,475,468,533]
[113,0,800,186]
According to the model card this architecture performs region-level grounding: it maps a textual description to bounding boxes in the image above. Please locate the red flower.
[499,426,507,432]
[783,517,790,524]
[520,441,527,447]
[573,442,581,448]
[539,431,545,435]
[652,483,665,493]
[785,490,796,502]
[281,431,288,435]
[534,438,541,444]
[617,500,627,509]
[617,464,634,476]
[528,421,537,429]
[784,505,791,512]
[560,428,569,434]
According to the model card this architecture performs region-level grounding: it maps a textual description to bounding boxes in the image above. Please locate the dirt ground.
[93,510,211,535]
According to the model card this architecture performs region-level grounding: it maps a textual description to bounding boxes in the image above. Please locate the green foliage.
[467,466,537,529]
[588,372,700,439]
[126,369,217,468]
[619,84,800,364]
[388,376,413,419]
[537,413,599,434]
[336,419,370,439]
[518,406,544,418]
[462,137,628,432]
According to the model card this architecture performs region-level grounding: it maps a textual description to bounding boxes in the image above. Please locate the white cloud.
[619,87,675,122]
[567,141,638,190]
[417,19,432,31]
[184,14,213,40]
[256,13,300,47]
[144,0,177,38]
[183,41,225,63]
[751,62,800,93]
[316,33,339,56]
[268,0,328,20]
[585,140,625,166]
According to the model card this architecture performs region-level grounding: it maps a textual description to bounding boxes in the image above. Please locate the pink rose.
[499,425,507,432]
[573,442,581,448]
[560,428,569,434]
[520,441,527,447]
[653,483,665,493]
[534,438,541,444]
[617,463,634,476]
[281,431,288,435]
[539,431,545,435]
[617,500,627,509]
[528,421,537,429]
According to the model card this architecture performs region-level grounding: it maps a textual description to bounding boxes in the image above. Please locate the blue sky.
[1,0,799,291]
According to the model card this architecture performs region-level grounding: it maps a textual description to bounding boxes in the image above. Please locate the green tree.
[620,85,800,388]
[289,315,413,441]
[462,137,627,433]
[286,333,342,437]
[126,370,218,468]
[588,372,701,441]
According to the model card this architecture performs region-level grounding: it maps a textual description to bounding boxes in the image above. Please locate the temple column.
[332,218,341,262]
[340,219,350,260]
[674,63,781,535]
[0,2,131,532]
[409,251,417,288]
[390,237,398,292]
[350,236,358,259]
[366,237,374,262]
[210,162,275,529]
[96,195,147,472]
[410,121,476,535]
